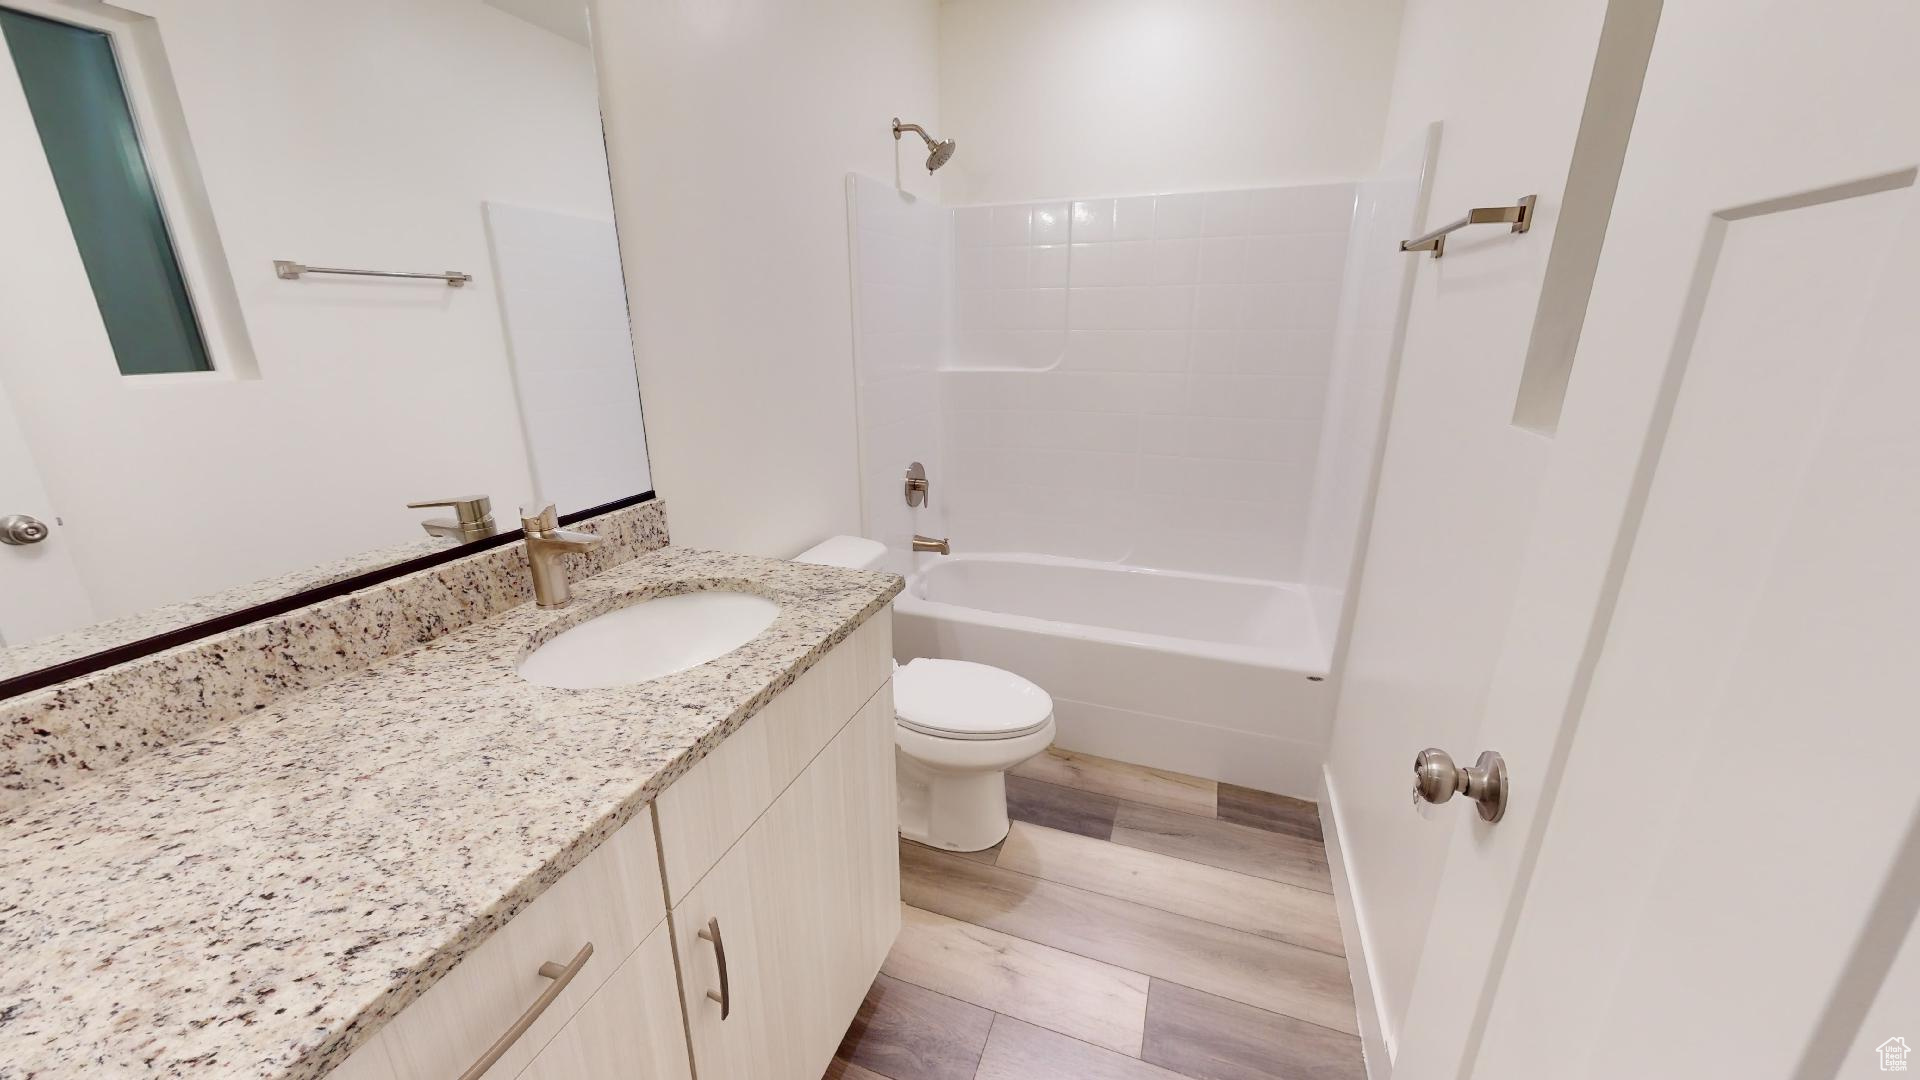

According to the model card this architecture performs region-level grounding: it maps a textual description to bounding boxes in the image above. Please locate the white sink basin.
[518,591,780,689]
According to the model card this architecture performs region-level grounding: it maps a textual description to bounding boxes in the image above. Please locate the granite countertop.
[0,547,902,1079]
[0,535,459,681]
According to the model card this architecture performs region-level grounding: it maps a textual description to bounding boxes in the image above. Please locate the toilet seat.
[895,658,1053,741]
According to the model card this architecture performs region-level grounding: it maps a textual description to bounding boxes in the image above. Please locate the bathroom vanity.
[334,605,897,1080]
[0,540,902,1080]
[5,0,894,1070]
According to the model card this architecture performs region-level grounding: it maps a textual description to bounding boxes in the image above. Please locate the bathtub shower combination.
[893,554,1329,795]
[846,140,1434,797]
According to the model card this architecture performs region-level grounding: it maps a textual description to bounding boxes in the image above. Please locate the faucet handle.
[408,495,491,515]
[408,495,496,541]
[520,504,560,536]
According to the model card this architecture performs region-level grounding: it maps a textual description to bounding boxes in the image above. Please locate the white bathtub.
[892,553,1334,797]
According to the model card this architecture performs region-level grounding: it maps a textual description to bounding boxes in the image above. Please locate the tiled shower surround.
[849,175,1359,581]
[848,178,951,575]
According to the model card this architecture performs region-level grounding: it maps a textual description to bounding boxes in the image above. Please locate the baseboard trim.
[1320,764,1394,1080]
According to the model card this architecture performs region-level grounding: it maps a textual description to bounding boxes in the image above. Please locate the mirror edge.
[0,490,657,702]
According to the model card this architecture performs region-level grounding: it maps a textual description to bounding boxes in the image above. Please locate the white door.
[0,377,94,647]
[0,13,109,647]
[1395,2,1920,1077]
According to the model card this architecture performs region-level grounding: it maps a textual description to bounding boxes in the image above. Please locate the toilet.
[794,536,1056,852]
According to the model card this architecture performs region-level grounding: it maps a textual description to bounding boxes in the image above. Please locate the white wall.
[1320,0,1626,1062]
[0,0,629,621]
[937,0,1404,205]
[592,0,942,557]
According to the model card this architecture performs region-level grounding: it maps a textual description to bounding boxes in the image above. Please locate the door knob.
[1414,748,1508,822]
[0,514,49,546]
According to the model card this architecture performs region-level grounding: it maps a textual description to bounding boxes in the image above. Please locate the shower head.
[893,117,956,174]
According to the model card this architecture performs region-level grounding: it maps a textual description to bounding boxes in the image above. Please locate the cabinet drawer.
[332,813,666,1079]
[653,608,892,905]
[515,920,692,1080]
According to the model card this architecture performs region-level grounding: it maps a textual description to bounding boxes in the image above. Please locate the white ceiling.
[483,0,590,47]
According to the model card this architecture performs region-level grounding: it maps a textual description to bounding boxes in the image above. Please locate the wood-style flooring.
[829,749,1362,1080]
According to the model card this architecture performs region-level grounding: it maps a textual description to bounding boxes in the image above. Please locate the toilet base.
[894,718,1056,853]
[897,755,1011,852]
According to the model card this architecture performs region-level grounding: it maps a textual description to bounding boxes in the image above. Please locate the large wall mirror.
[0,0,649,686]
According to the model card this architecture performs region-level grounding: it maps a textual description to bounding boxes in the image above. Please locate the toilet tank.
[792,535,888,571]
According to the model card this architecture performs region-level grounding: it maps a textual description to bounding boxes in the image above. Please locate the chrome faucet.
[521,504,603,608]
[408,495,497,542]
[911,534,950,555]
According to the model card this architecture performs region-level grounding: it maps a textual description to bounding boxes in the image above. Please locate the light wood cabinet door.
[670,682,901,1080]
[517,920,692,1080]
[654,610,892,906]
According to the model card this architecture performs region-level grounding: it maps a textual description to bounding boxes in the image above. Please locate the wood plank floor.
[831,749,1363,1080]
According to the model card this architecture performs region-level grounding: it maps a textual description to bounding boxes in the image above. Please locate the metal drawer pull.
[698,917,731,1019]
[456,941,594,1080]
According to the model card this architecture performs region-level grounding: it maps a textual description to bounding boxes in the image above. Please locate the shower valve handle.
[904,462,930,508]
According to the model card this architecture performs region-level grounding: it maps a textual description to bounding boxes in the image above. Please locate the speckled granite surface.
[0,536,461,681]
[0,545,902,1079]
[1,501,670,815]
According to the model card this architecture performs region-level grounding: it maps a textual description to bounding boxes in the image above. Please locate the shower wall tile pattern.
[848,174,1355,582]
[944,183,1356,580]
[951,201,1072,369]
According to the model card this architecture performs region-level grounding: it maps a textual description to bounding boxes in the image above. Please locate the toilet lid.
[895,658,1054,741]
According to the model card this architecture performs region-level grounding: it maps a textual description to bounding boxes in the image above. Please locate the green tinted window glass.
[1,8,212,374]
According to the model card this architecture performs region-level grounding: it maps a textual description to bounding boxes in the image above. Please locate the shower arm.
[892,118,935,148]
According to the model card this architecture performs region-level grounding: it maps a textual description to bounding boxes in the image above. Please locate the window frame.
[0,0,256,382]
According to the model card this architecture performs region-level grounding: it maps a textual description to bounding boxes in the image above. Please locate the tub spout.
[911,534,951,555]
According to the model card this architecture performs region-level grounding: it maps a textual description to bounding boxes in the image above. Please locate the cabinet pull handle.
[697,916,731,1019]
[456,941,594,1080]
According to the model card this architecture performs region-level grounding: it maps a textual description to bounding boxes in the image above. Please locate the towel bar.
[274,260,471,286]
[1400,195,1536,258]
